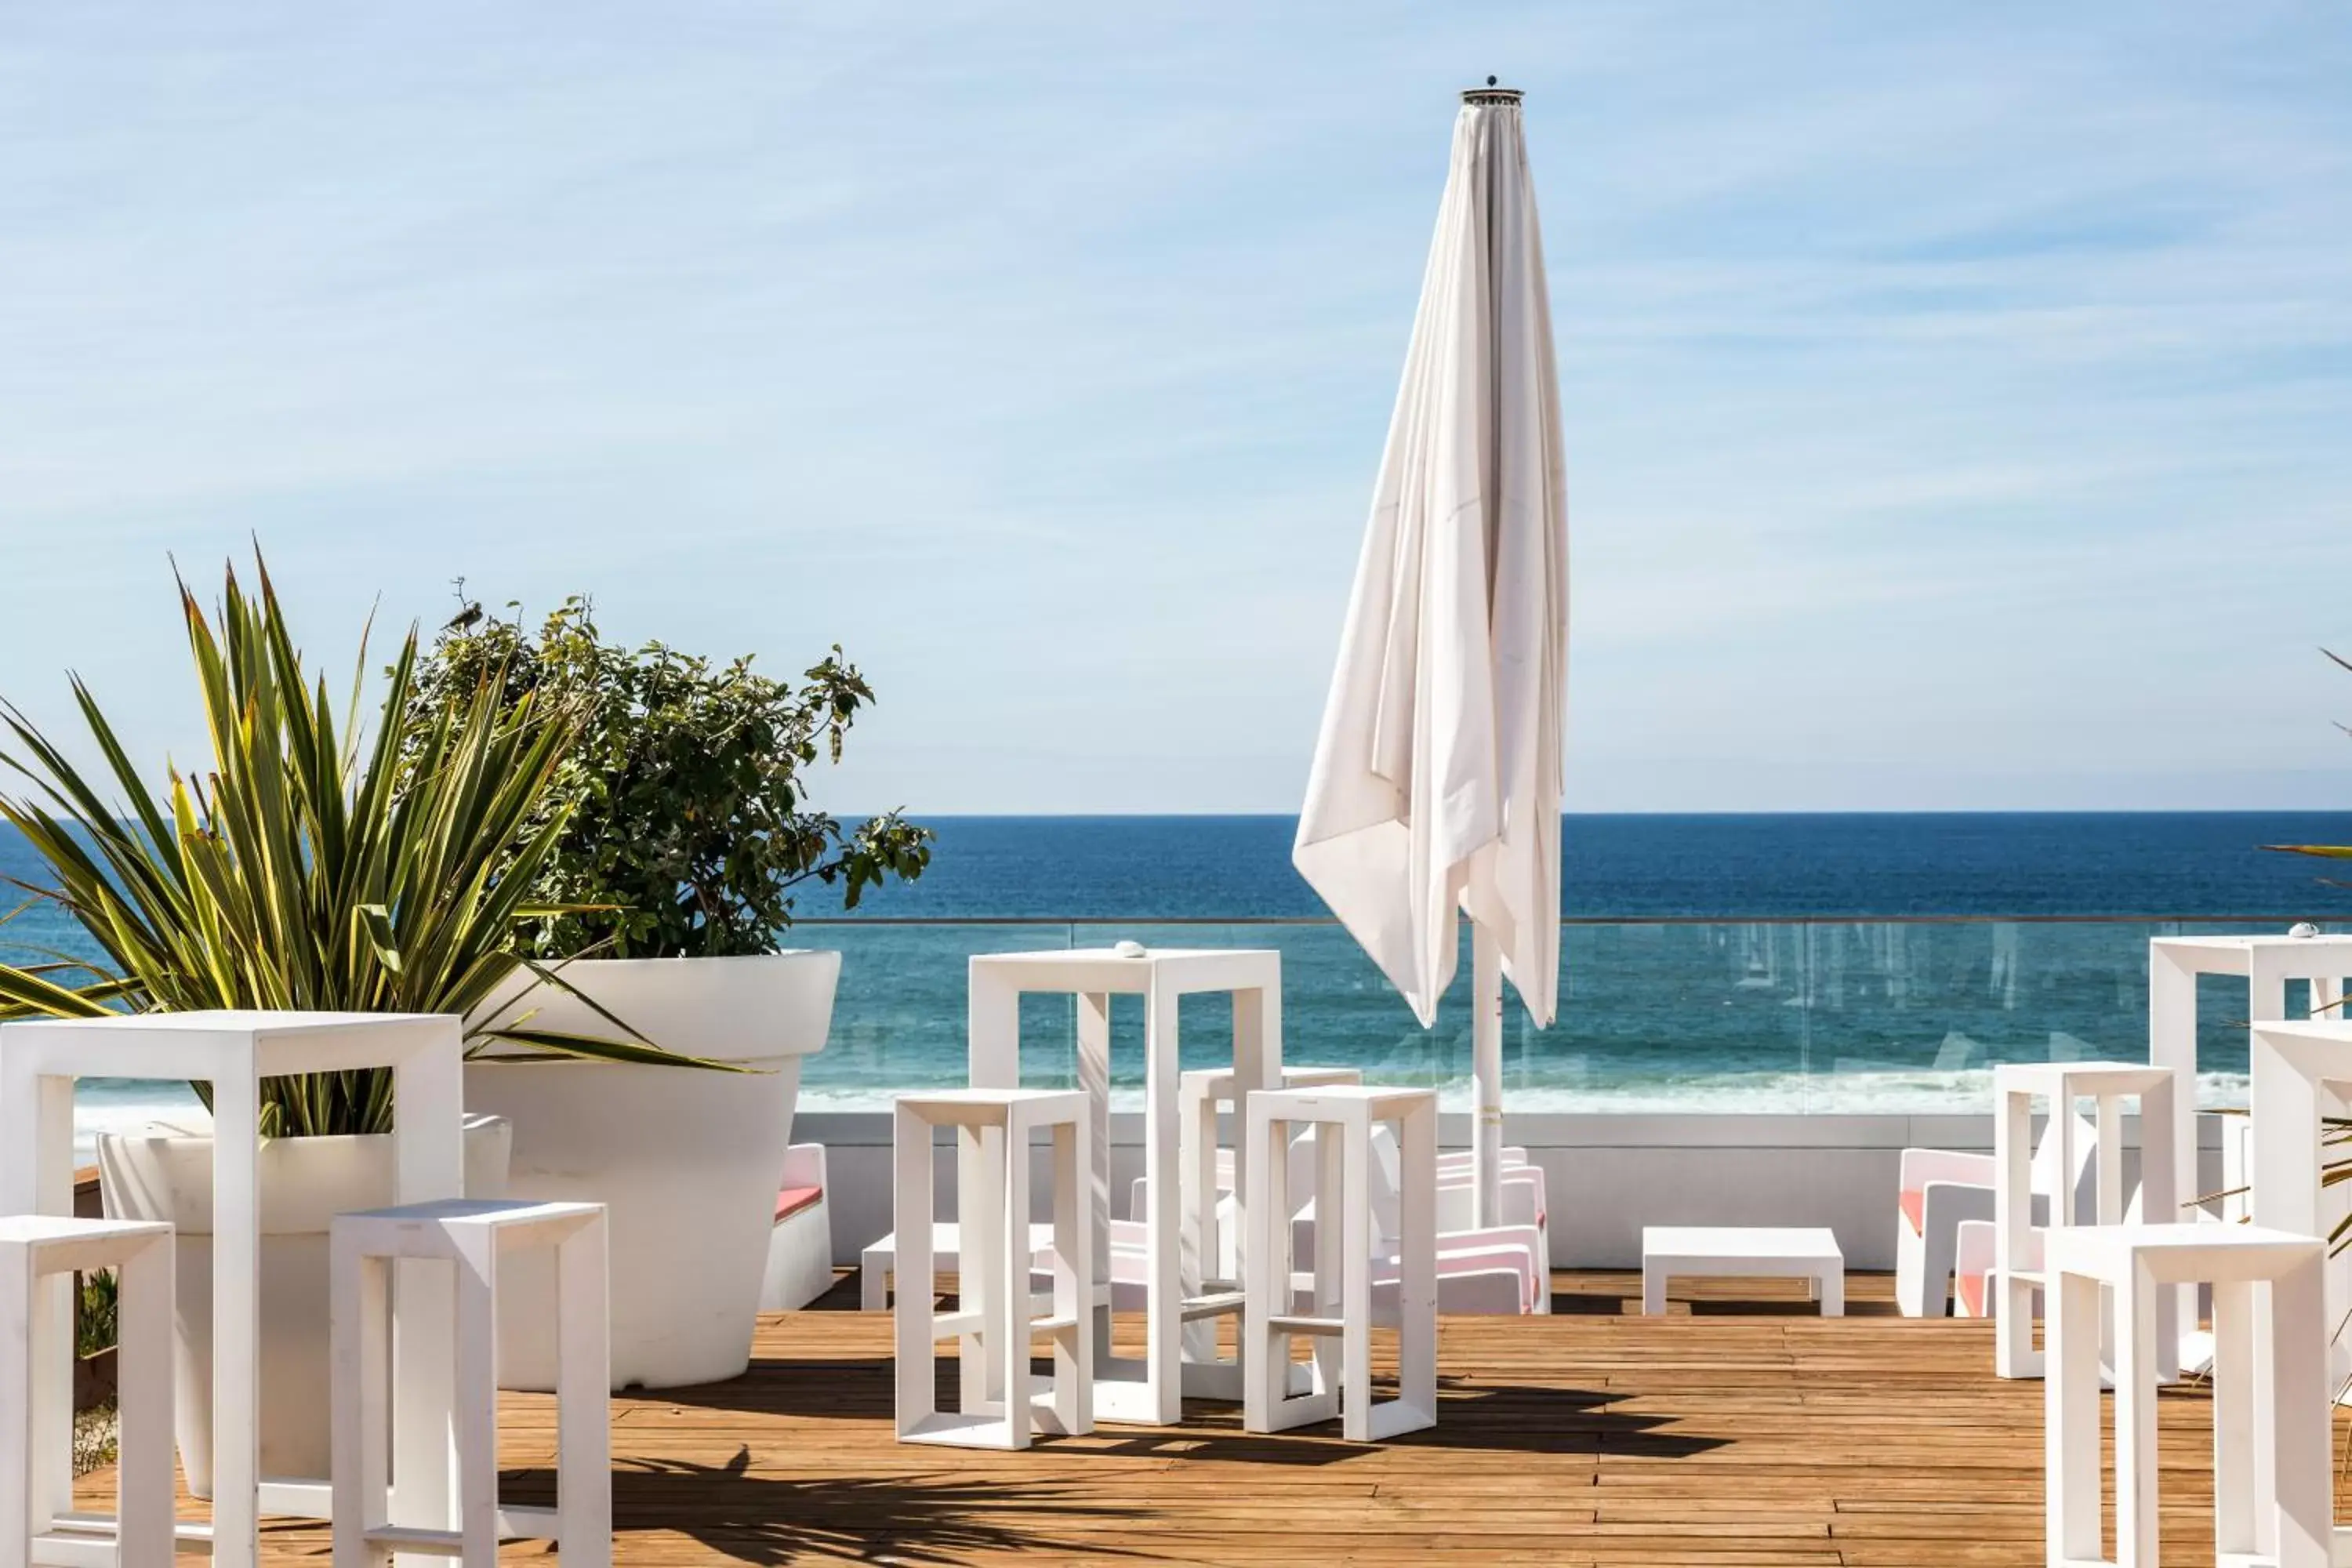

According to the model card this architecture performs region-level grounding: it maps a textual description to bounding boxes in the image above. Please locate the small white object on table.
[966,947,1281,1426]
[1640,1226,1843,1316]
[1990,1060,2180,1381]
[0,1011,466,1568]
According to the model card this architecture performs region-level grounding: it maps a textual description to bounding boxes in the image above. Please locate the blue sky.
[3,3,2350,813]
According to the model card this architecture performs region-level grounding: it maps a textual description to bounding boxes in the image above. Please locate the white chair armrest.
[780,1142,826,1190]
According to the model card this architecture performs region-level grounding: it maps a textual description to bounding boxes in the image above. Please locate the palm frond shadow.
[503,1446,1152,1566]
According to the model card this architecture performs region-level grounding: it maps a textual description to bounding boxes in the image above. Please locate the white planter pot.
[96,1114,511,1497]
[466,949,839,1390]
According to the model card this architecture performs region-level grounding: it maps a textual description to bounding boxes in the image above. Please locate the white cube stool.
[1992,1062,2180,1381]
[331,1200,610,1568]
[893,1089,1092,1450]
[1243,1085,1436,1443]
[2045,1224,2329,1568]
[1,1217,173,1568]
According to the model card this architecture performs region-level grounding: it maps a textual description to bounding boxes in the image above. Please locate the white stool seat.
[1,1216,174,1568]
[2045,1223,2330,1567]
[894,1089,1093,1450]
[1244,1085,1436,1443]
[331,1199,610,1567]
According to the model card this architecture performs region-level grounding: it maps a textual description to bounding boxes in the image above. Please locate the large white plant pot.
[466,949,839,1391]
[96,1114,511,1497]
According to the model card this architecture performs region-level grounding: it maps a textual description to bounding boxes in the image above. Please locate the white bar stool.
[1243,1085,1436,1443]
[2044,1223,2329,1568]
[1,1217,173,1568]
[893,1089,1092,1450]
[1175,1065,1361,1399]
[1991,1062,2180,1380]
[330,1200,610,1568]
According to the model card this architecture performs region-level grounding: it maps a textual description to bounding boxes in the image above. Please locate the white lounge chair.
[760,1142,835,1312]
[1896,1110,2096,1318]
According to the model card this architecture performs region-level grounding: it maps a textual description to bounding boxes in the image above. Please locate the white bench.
[1641,1226,1844,1316]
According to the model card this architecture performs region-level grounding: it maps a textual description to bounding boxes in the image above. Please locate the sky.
[3,3,2350,815]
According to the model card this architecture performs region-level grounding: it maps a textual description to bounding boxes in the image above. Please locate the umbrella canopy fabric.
[1294,87,1567,1033]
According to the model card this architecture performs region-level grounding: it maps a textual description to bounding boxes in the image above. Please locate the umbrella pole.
[1472,922,1503,1229]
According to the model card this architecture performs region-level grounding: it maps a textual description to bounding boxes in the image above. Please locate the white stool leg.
[1000,1114,1033,1451]
[861,1243,887,1313]
[893,1105,937,1439]
[332,1239,393,1568]
[959,1122,1007,1416]
[452,1235,500,1567]
[1340,1114,1372,1443]
[556,1218,613,1568]
[1312,1123,1345,1406]
[1394,1102,1436,1436]
[2212,1277,2257,1561]
[115,1235,174,1568]
[1243,1107,1282,1435]
[2,1243,31,1568]
[2269,1252,2333,1568]
[1046,1116,1091,1439]
[2046,1269,2103,1566]
[2112,1257,2158,1567]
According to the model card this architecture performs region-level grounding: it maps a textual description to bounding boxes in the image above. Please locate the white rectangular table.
[2148,934,2352,1225]
[967,947,1281,1424]
[0,1011,466,1568]
[1641,1226,1844,1316]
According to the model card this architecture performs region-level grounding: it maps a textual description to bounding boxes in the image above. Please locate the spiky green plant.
[0,555,720,1137]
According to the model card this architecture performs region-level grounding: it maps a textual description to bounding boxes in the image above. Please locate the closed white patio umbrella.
[1294,81,1568,1227]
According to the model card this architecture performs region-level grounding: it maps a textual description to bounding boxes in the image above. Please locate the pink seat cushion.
[1899,1189,1925,1236]
[1956,1270,1986,1319]
[774,1185,823,1225]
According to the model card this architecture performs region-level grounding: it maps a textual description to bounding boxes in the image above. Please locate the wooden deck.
[81,1271,2352,1565]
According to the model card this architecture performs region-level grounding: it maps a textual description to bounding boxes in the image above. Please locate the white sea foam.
[794,1069,2256,1117]
[70,1068,2254,1156]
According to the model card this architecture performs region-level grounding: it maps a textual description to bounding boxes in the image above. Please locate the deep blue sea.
[7,812,2350,1142]
[832,812,2352,920]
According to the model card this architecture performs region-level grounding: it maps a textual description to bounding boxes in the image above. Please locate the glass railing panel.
[804,921,1077,1106]
[798,916,2336,1115]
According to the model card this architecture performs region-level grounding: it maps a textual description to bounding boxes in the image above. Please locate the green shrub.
[407,597,931,959]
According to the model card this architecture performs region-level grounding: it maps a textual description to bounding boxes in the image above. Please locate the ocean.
[7,812,2351,1146]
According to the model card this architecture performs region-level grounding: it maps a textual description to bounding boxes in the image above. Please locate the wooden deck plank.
[73,1269,2352,1565]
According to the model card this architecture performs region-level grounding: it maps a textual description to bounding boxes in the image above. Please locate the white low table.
[1641,1226,1844,1316]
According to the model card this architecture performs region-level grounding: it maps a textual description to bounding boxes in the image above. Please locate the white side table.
[0,1011,466,1568]
[1639,1227,1843,1316]
[2045,1224,2329,1568]
[1990,1062,2179,1380]
[967,948,1281,1425]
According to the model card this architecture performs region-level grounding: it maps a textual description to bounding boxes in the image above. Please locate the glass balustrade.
[799,916,2322,1115]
